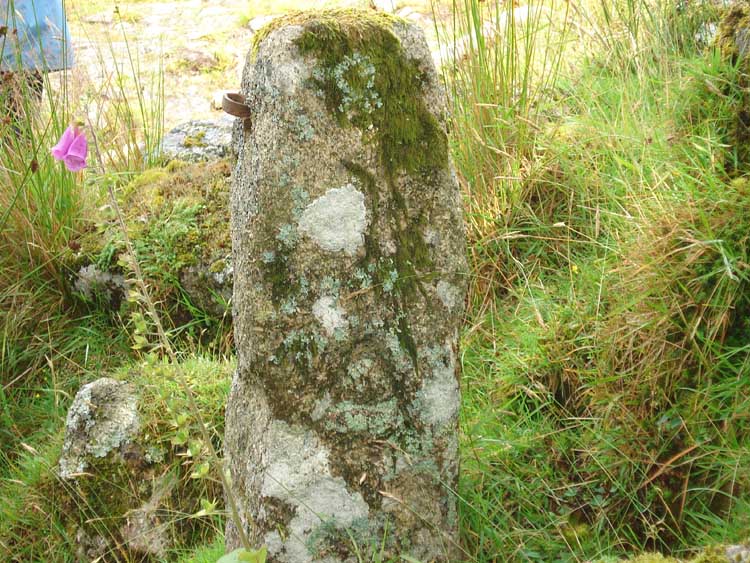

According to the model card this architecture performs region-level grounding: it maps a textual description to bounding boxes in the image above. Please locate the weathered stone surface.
[161,117,234,162]
[225,10,467,562]
[58,378,139,479]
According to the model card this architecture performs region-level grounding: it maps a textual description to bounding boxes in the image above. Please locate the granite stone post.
[225,10,468,562]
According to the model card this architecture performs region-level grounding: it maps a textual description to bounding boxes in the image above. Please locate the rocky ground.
[64,0,442,131]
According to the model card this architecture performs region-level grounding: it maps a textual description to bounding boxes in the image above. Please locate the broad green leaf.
[170,428,189,446]
[190,461,211,479]
[216,546,267,563]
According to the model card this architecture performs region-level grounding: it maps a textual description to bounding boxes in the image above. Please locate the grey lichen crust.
[298,183,368,256]
[226,10,467,562]
[58,378,140,479]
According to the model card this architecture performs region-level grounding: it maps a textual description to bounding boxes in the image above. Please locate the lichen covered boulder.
[161,117,234,162]
[58,377,140,479]
[225,9,467,563]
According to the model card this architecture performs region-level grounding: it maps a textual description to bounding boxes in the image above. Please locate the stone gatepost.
[225,10,467,562]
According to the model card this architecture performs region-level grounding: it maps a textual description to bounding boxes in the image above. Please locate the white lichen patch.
[312,295,349,337]
[417,342,460,427]
[298,184,367,256]
[261,421,370,563]
[436,281,461,311]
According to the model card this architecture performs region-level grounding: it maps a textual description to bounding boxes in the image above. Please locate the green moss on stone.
[290,9,448,180]
[306,516,376,559]
[610,545,741,563]
[209,259,226,273]
[715,5,750,63]
[183,130,207,148]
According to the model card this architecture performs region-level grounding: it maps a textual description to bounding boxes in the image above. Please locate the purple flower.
[51,125,88,172]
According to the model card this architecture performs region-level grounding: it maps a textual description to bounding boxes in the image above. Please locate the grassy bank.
[448,0,750,560]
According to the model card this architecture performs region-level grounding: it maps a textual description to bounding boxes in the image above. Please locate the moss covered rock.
[76,159,233,342]
[58,377,140,480]
[161,117,234,162]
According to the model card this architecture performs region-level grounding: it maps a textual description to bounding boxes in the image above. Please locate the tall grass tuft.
[436,0,570,310]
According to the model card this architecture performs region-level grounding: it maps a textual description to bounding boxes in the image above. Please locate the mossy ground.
[77,159,233,351]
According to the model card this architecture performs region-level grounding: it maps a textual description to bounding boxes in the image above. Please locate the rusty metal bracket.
[222,92,252,120]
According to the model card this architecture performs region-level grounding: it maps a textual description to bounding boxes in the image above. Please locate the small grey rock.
[73,264,127,309]
[161,117,234,162]
[58,378,139,479]
[179,258,233,319]
[172,48,220,73]
[371,0,397,12]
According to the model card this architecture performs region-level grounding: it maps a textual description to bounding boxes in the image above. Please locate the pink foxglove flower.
[51,125,88,172]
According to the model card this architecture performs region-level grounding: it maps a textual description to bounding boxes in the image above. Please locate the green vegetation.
[81,159,234,351]
[3,0,750,562]
[0,357,231,561]
[447,0,750,560]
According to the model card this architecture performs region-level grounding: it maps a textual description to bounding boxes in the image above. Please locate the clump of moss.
[77,160,233,347]
[183,130,207,148]
[715,5,750,64]
[286,9,448,180]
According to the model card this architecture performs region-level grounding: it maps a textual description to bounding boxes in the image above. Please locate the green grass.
[446,0,750,560]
